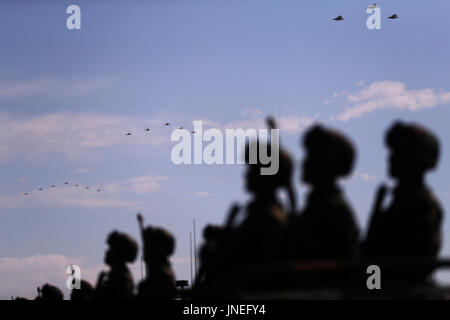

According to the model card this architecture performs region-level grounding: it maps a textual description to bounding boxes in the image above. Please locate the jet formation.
[22,122,193,196]
[333,4,398,21]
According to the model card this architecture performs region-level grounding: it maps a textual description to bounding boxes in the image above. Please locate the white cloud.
[0,109,317,164]
[170,256,191,265]
[344,170,378,183]
[103,175,168,195]
[336,81,450,121]
[0,111,169,162]
[60,197,137,208]
[0,187,138,209]
[324,90,350,104]
[359,173,377,182]
[195,191,214,197]
[75,168,93,174]
[0,174,167,209]
[0,76,118,99]
[221,114,318,134]
[0,78,53,99]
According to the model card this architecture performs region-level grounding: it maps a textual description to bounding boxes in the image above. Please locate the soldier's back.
[95,266,135,300]
[137,266,175,300]
[369,185,442,259]
[292,185,360,260]
[230,200,288,267]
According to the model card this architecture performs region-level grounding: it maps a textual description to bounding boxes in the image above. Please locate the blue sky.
[1,0,450,299]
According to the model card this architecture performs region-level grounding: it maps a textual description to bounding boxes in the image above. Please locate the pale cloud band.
[0,253,190,300]
[0,76,119,99]
[0,175,167,209]
[336,81,450,121]
[0,111,317,163]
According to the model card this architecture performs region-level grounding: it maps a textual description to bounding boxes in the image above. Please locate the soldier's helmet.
[143,226,175,259]
[386,121,440,174]
[244,139,294,192]
[302,125,355,182]
[203,225,224,242]
[106,230,138,263]
[39,284,64,300]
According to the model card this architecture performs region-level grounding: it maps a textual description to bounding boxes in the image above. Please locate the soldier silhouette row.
[14,119,444,299]
[93,226,176,300]
[194,120,443,297]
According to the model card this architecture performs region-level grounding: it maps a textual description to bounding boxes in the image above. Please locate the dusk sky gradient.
[1,0,450,299]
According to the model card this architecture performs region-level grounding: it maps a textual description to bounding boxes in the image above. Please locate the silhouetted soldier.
[13,297,28,301]
[191,140,295,298]
[137,226,176,300]
[95,231,138,300]
[291,125,360,261]
[364,121,443,282]
[35,284,64,300]
[70,280,94,301]
[226,139,294,270]
[197,224,228,282]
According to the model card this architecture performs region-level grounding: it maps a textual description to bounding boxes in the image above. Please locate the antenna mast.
[190,231,193,287]
[193,218,198,280]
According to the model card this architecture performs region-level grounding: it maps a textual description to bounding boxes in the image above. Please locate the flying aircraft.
[333,15,344,21]
[388,14,399,19]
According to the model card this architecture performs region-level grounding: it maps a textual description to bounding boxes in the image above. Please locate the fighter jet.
[51,185,55,188]
[75,185,79,187]
[38,188,43,191]
[388,14,399,19]
[24,193,29,195]
[333,15,344,21]
[164,122,170,126]
[86,187,90,189]
[64,182,69,185]
[125,132,132,136]
[97,189,101,192]
[145,128,151,132]
[368,4,378,9]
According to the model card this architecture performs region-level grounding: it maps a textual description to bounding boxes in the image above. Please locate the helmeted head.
[143,226,175,263]
[302,125,355,185]
[386,121,439,181]
[244,140,293,196]
[203,224,224,242]
[104,231,138,267]
[39,284,64,300]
